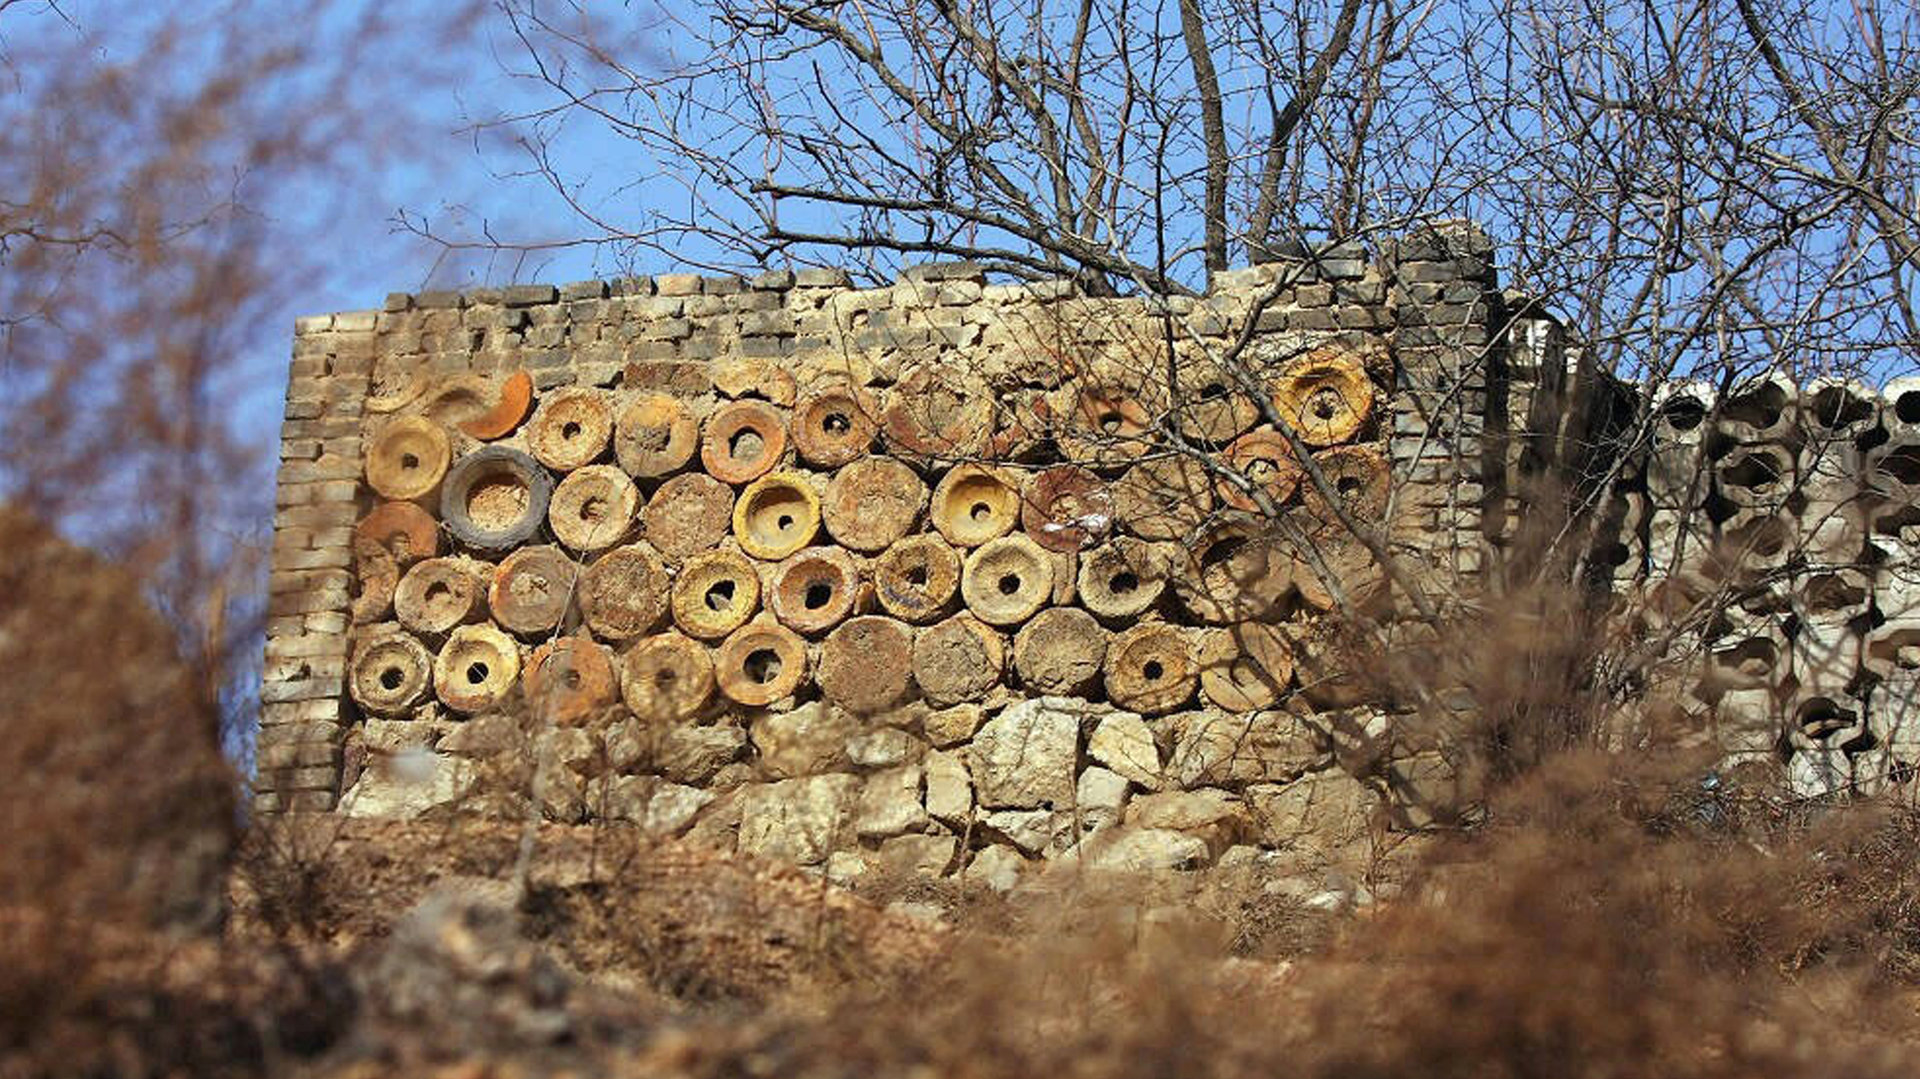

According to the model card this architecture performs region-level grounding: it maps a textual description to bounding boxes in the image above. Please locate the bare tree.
[433,0,1920,794]
[423,0,1442,292]
[454,0,1915,366]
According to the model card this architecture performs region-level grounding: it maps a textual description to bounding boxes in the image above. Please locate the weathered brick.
[255,718,345,746]
[376,330,423,354]
[1311,257,1367,279]
[1397,301,1491,327]
[270,572,351,601]
[655,273,704,297]
[1210,264,1280,291]
[935,282,983,305]
[264,654,345,684]
[740,310,796,336]
[259,673,345,704]
[525,324,568,348]
[268,587,350,618]
[1334,305,1390,329]
[795,267,852,288]
[902,260,985,285]
[731,289,786,311]
[639,318,693,341]
[303,611,350,635]
[930,323,979,347]
[1334,277,1388,305]
[1292,283,1334,307]
[275,547,352,573]
[256,741,341,771]
[1392,326,1489,348]
[275,503,358,530]
[311,480,359,503]
[1393,258,1491,284]
[1398,279,1485,304]
[626,339,681,361]
[266,634,349,660]
[565,299,608,323]
[739,335,795,359]
[252,789,337,814]
[853,327,935,351]
[679,335,726,360]
[259,699,341,727]
[531,368,577,391]
[276,455,359,484]
[288,357,327,381]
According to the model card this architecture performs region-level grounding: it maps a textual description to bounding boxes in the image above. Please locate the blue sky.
[10,0,1916,529]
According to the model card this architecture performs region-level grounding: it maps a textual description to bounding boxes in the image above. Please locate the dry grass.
[588,758,1918,1079]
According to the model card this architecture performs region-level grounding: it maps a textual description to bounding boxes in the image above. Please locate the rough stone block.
[736,774,859,865]
[1087,710,1164,790]
[924,750,973,824]
[1168,710,1330,787]
[969,698,1082,809]
[856,765,927,838]
[752,701,857,779]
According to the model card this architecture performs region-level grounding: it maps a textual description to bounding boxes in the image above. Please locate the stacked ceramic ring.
[1628,374,1920,796]
[345,343,1393,732]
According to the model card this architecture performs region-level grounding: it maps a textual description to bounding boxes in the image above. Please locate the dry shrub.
[1281,752,1920,1079]
[0,509,235,926]
[0,507,240,1077]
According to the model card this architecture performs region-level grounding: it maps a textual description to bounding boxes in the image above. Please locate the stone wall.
[252,223,1587,881]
